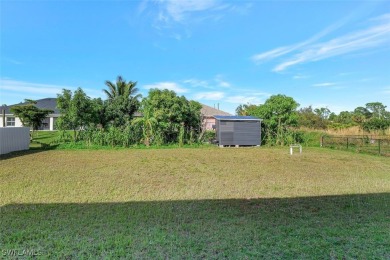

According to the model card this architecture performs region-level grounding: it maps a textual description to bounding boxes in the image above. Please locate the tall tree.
[10,99,53,139]
[138,89,202,145]
[132,101,158,146]
[56,88,95,141]
[297,106,326,129]
[103,75,141,127]
[328,112,337,122]
[236,103,258,116]
[90,98,106,128]
[103,75,140,100]
[352,106,371,127]
[354,107,371,118]
[335,111,354,124]
[314,107,331,120]
[246,94,299,145]
[365,102,387,119]
[362,102,390,132]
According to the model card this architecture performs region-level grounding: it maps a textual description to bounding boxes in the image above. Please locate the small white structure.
[0,127,30,155]
[290,144,302,155]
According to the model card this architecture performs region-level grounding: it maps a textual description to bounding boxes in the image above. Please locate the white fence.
[0,127,30,155]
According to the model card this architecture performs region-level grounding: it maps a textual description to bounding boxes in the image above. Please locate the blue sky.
[1,0,389,114]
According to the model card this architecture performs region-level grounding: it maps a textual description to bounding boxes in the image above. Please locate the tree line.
[55,76,202,147]
[236,94,390,145]
[10,76,389,147]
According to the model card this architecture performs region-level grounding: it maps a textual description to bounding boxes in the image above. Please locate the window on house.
[6,117,16,126]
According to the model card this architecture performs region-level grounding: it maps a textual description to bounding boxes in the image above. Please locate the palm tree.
[132,102,158,146]
[102,75,142,127]
[103,75,141,100]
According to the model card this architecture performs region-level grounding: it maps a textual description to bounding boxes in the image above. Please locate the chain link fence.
[321,135,390,156]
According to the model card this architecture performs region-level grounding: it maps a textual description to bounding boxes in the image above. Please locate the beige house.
[0,98,60,130]
[200,104,232,130]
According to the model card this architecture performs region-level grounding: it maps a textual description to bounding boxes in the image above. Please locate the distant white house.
[0,98,60,130]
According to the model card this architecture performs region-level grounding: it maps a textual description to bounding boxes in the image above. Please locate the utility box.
[214,116,261,146]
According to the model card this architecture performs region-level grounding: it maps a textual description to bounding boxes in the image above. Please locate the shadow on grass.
[0,144,59,161]
[1,193,389,258]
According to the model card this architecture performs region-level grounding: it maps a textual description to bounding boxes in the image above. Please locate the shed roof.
[214,115,261,121]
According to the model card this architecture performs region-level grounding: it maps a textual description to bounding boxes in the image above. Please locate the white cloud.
[225,95,262,104]
[142,0,251,38]
[4,58,23,65]
[218,81,230,88]
[183,78,209,88]
[0,78,104,104]
[143,81,188,93]
[293,75,309,79]
[0,79,102,97]
[252,14,351,63]
[173,33,182,40]
[383,87,390,94]
[338,72,354,76]
[162,0,219,22]
[358,77,376,82]
[276,22,390,71]
[183,75,232,89]
[252,47,294,63]
[252,92,271,97]
[194,91,224,100]
[252,13,390,72]
[1,79,66,95]
[137,0,148,14]
[370,13,390,22]
[214,74,231,88]
[312,82,338,87]
[273,58,305,72]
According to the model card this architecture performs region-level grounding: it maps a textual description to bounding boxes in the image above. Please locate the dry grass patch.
[1,147,389,204]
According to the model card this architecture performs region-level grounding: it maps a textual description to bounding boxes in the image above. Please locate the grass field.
[1,147,389,258]
[28,131,59,149]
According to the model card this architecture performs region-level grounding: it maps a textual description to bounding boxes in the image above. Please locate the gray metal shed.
[214,116,262,146]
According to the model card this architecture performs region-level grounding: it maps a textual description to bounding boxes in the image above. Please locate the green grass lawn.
[1,147,389,258]
[29,131,62,149]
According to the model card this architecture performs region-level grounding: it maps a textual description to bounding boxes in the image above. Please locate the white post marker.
[290,144,302,155]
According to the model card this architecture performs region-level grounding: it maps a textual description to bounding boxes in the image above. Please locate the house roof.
[0,98,60,115]
[201,104,232,117]
[214,115,261,121]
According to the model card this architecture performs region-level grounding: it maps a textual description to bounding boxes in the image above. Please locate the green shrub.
[202,130,216,143]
